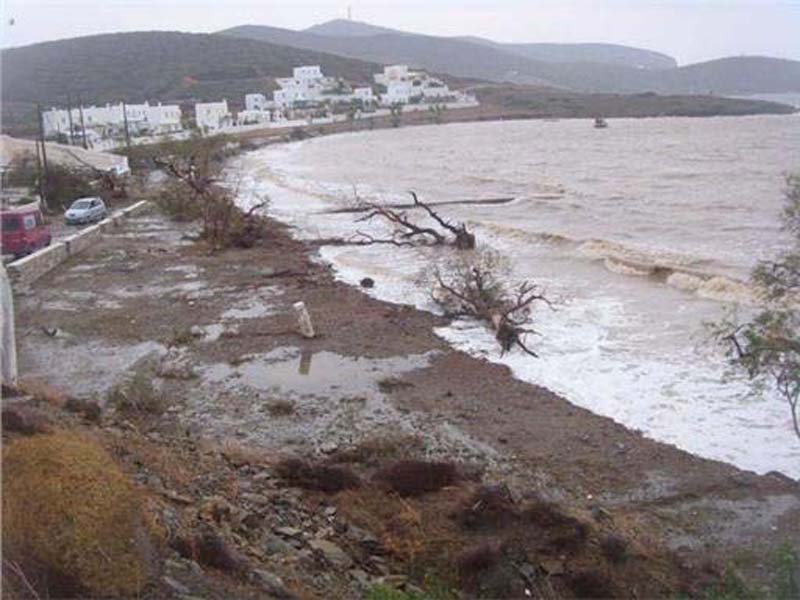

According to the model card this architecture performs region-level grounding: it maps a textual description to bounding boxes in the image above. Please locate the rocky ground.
[3,204,799,599]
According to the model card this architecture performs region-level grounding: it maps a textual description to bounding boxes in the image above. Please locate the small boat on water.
[594,117,608,129]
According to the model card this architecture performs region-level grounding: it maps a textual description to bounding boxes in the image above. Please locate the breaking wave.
[480,222,758,305]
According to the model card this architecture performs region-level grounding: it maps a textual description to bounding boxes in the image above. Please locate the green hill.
[222,22,800,95]
[1,30,380,135]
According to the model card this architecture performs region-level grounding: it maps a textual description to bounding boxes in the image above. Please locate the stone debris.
[308,538,353,569]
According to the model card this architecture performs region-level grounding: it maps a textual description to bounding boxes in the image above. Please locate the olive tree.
[715,174,800,438]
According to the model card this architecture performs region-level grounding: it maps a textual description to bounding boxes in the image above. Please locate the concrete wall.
[7,243,69,287]
[8,200,150,287]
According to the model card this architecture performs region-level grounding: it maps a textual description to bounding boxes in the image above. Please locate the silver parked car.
[64,197,107,225]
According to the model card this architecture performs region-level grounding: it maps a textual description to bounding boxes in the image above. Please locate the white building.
[383,81,413,105]
[140,103,182,133]
[195,100,232,132]
[373,64,452,106]
[245,93,268,111]
[353,87,375,105]
[273,65,338,109]
[42,102,182,139]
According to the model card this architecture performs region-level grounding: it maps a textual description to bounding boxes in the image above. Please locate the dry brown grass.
[335,473,692,599]
[374,460,461,497]
[16,376,67,407]
[275,457,361,493]
[2,431,153,598]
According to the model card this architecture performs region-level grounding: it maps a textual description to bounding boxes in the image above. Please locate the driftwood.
[348,192,475,250]
[429,250,551,356]
[323,196,514,214]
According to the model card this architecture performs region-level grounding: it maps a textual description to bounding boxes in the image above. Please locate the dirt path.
[11,205,800,596]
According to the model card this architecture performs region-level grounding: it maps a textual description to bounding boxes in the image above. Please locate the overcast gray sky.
[3,0,799,65]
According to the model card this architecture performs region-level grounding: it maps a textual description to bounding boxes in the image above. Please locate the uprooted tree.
[713,174,800,439]
[422,247,551,356]
[152,141,268,249]
[349,192,475,250]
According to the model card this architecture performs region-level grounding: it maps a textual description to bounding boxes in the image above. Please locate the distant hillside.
[1,30,379,134]
[459,37,677,70]
[221,23,800,95]
[305,19,405,37]
[220,25,653,92]
[472,84,797,119]
[652,56,800,95]
[306,20,676,70]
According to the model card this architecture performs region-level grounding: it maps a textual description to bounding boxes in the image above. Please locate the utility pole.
[34,138,47,211]
[122,100,131,148]
[66,94,76,145]
[78,96,88,149]
[35,103,50,210]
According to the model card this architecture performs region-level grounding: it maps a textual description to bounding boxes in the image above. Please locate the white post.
[293,301,315,339]
[0,263,18,387]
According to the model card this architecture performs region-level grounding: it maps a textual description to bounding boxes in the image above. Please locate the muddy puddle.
[181,347,499,462]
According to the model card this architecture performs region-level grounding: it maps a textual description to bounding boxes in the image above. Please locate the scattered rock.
[263,533,294,556]
[163,490,194,505]
[189,325,204,337]
[274,526,302,538]
[320,441,338,455]
[253,471,272,482]
[252,569,297,599]
[195,531,245,574]
[324,506,337,517]
[381,574,408,588]
[349,568,372,587]
[162,575,190,595]
[359,277,375,288]
[367,555,390,575]
[308,538,353,569]
[157,350,197,380]
[540,557,566,576]
[241,493,271,506]
[347,525,382,553]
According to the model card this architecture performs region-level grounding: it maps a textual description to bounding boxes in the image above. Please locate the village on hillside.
[41,64,478,149]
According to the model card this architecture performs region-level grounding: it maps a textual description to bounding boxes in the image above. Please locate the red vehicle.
[1,205,52,259]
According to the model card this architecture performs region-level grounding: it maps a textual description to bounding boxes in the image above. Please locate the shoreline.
[9,183,800,596]
[232,116,800,479]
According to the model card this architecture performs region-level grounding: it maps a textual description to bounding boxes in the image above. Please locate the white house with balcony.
[195,100,232,132]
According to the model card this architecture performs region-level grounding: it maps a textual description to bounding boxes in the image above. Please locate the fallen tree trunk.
[429,249,551,356]
[346,191,476,250]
